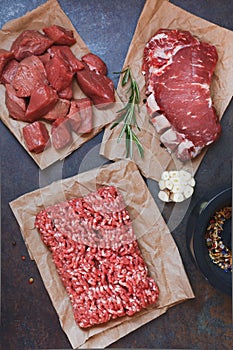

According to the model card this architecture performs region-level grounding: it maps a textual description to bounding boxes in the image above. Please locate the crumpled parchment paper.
[10,159,194,348]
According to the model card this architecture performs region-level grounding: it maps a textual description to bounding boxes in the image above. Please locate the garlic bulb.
[158,170,195,203]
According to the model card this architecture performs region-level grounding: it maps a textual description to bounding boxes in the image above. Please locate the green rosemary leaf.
[122,68,130,86]
[111,66,144,159]
[110,121,120,130]
[125,128,131,158]
[117,124,127,142]
[132,132,144,157]
[113,70,126,75]
[134,81,140,103]
[129,127,133,159]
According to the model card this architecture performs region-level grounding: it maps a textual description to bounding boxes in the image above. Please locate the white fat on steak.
[160,128,183,152]
[150,113,171,134]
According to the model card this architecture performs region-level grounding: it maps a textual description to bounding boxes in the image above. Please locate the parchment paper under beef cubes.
[23,121,50,153]
[1,25,115,154]
[35,186,159,328]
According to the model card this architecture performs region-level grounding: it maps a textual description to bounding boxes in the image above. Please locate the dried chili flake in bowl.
[186,187,232,295]
[205,206,232,272]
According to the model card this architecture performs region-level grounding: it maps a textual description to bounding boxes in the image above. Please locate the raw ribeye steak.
[35,186,159,328]
[142,29,221,161]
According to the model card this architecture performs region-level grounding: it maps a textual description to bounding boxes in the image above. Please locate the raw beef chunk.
[142,28,221,161]
[25,85,58,122]
[0,49,14,77]
[42,98,70,122]
[76,64,115,108]
[1,59,19,84]
[81,52,107,75]
[45,55,73,92]
[66,100,81,132]
[38,52,51,65]
[35,186,159,328]
[48,45,84,72]
[11,30,53,61]
[67,98,93,134]
[12,55,48,97]
[23,121,50,153]
[51,117,72,150]
[5,84,27,121]
[43,25,76,46]
[57,85,73,100]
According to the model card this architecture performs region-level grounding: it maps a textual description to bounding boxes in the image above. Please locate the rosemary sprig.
[110,67,144,159]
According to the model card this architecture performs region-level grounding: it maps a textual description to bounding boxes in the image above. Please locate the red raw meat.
[43,25,76,46]
[42,98,70,122]
[12,55,48,97]
[38,52,51,65]
[0,49,14,77]
[76,64,115,108]
[35,186,159,328]
[11,30,53,61]
[45,55,73,92]
[67,98,93,134]
[66,100,81,132]
[25,85,58,122]
[142,28,221,161]
[23,121,50,153]
[57,85,73,100]
[81,52,107,75]
[51,117,72,150]
[5,83,27,121]
[1,59,19,84]
[48,45,84,72]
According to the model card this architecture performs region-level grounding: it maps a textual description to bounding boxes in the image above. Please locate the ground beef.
[35,186,159,328]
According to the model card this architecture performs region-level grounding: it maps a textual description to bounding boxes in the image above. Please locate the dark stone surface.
[1,0,232,349]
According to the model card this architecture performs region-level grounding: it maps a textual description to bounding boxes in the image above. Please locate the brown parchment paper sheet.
[0,0,122,170]
[100,0,233,182]
[10,159,194,349]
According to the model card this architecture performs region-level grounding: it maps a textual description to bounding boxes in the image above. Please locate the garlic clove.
[183,185,194,199]
[165,179,173,190]
[161,171,170,180]
[158,190,170,202]
[170,192,185,202]
[158,179,166,190]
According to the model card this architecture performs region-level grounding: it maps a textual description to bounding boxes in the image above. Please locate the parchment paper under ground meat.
[35,186,159,328]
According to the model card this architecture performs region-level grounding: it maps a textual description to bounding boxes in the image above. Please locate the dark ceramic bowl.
[186,187,232,295]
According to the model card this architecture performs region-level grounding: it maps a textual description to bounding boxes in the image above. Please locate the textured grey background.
[1,1,232,349]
